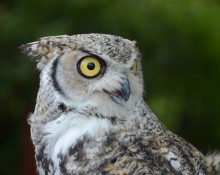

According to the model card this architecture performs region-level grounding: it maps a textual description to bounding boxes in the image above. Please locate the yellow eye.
[77,56,106,78]
[130,61,137,73]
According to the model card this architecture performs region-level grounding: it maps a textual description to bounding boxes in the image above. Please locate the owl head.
[20,34,144,117]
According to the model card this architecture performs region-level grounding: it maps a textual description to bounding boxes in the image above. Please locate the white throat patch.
[42,111,111,168]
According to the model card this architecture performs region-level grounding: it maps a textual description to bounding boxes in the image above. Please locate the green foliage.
[1,0,220,174]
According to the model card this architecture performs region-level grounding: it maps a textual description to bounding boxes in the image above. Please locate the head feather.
[19,35,78,70]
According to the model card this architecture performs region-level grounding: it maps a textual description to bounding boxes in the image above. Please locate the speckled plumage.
[20,33,220,175]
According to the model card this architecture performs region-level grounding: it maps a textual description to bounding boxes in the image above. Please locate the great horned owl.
[20,34,220,175]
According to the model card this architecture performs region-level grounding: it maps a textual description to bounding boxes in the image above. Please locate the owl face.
[20,34,144,111]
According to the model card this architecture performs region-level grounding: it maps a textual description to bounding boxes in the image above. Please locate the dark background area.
[0,0,220,174]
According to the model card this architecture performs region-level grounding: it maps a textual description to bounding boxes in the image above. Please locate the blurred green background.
[0,0,220,174]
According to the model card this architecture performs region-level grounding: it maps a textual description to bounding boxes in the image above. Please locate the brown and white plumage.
[20,33,220,175]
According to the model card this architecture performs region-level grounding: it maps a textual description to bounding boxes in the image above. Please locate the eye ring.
[130,60,138,73]
[77,55,106,79]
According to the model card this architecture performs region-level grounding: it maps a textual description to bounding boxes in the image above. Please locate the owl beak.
[104,77,130,106]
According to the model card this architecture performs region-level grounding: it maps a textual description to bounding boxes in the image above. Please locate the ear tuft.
[19,36,72,70]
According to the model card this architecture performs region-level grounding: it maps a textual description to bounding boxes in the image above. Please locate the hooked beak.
[104,78,130,106]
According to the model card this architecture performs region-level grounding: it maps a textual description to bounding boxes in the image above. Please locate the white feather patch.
[166,151,181,170]
[42,112,111,167]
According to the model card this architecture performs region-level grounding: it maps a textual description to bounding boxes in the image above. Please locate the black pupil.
[87,62,95,70]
